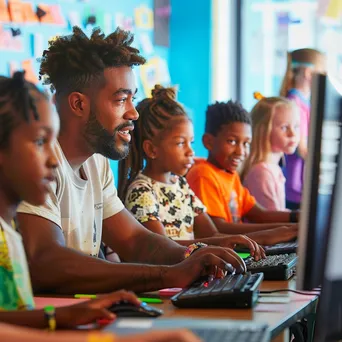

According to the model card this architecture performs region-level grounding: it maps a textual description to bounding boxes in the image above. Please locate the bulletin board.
[0,0,171,182]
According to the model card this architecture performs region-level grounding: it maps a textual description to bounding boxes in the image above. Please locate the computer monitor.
[296,73,342,291]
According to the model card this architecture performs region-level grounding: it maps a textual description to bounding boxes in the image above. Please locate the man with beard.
[16,27,246,294]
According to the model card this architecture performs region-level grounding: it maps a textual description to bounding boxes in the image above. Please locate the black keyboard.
[191,325,269,342]
[246,253,297,280]
[171,272,263,309]
[263,241,298,255]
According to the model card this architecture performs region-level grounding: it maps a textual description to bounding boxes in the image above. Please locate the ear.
[68,92,90,121]
[143,140,158,159]
[202,133,214,151]
[304,68,313,82]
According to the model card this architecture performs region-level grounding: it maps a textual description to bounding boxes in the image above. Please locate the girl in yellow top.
[0,72,200,342]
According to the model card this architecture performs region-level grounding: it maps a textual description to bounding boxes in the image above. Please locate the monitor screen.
[314,90,342,342]
[296,73,342,291]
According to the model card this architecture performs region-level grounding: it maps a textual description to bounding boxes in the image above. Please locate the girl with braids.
[280,48,325,210]
[0,73,200,342]
[119,85,267,258]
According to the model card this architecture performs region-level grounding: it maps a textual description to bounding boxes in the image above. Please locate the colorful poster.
[22,59,39,84]
[8,0,25,23]
[114,13,134,31]
[140,56,171,97]
[0,0,10,22]
[134,5,153,30]
[0,25,23,51]
[22,2,39,23]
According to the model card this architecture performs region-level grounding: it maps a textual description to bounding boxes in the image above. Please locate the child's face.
[0,97,60,205]
[154,118,194,177]
[207,122,252,173]
[270,106,299,154]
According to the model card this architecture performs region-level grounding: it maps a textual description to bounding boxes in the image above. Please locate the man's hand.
[56,290,141,328]
[164,246,246,288]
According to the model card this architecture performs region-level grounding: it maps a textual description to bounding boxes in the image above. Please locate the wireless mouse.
[108,301,163,318]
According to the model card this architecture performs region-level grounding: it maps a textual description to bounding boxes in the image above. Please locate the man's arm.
[211,216,297,245]
[17,213,173,294]
[102,209,186,264]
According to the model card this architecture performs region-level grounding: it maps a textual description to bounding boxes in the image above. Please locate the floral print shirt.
[125,172,206,240]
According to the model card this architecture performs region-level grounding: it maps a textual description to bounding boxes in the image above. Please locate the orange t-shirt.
[186,160,256,223]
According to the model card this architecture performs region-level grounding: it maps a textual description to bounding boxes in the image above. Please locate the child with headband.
[280,48,325,210]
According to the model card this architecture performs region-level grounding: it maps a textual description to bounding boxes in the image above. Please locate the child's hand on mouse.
[55,290,141,329]
[215,235,266,260]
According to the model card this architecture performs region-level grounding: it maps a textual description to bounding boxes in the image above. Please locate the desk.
[155,279,318,342]
[34,279,318,342]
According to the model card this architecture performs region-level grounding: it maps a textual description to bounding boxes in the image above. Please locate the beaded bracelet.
[184,242,208,259]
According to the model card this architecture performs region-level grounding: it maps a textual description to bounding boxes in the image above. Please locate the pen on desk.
[138,297,163,304]
[74,294,97,299]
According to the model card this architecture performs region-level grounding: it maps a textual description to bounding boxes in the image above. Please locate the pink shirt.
[243,162,286,211]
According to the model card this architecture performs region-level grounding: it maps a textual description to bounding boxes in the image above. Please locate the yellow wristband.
[87,333,116,342]
[44,305,56,332]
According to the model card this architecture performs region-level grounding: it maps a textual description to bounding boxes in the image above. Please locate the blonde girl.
[280,48,325,210]
[241,95,299,210]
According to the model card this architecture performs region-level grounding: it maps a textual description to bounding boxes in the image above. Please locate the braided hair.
[118,85,188,200]
[0,71,46,149]
[39,26,146,96]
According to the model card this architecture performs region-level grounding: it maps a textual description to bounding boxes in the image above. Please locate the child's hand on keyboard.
[165,247,246,288]
[253,225,298,246]
[215,235,266,261]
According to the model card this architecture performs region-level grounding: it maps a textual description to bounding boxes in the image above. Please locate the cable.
[260,289,321,296]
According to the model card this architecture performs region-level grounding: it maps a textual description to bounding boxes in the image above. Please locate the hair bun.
[151,85,177,101]
[12,71,26,87]
[253,91,265,100]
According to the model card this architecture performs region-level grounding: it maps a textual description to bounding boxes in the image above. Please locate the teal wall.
[169,0,212,158]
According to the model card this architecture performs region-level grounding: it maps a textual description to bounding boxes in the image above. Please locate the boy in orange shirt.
[187,100,298,238]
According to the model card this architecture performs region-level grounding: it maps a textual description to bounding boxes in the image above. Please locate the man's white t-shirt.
[17,142,124,257]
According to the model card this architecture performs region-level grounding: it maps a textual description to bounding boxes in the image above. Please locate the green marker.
[74,294,97,299]
[139,297,163,304]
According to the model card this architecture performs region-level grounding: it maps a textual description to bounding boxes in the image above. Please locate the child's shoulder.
[127,173,154,191]
[246,162,283,181]
[188,159,217,176]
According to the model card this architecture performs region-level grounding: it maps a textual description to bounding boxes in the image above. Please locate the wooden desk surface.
[155,279,318,339]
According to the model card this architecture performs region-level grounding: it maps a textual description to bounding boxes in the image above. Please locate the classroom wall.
[168,0,212,158]
[0,0,170,182]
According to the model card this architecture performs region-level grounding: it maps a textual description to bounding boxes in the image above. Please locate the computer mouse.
[108,301,163,318]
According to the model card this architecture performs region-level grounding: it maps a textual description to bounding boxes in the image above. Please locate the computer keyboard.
[263,241,298,255]
[106,318,271,342]
[171,272,263,309]
[245,253,297,280]
[191,325,269,342]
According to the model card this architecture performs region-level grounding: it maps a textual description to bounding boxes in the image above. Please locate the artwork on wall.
[140,56,171,97]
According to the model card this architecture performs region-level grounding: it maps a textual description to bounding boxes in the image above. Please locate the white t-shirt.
[17,142,124,257]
